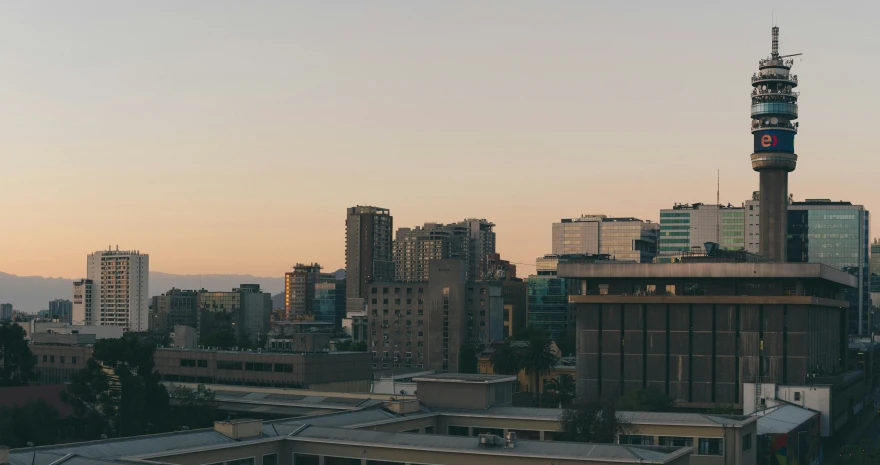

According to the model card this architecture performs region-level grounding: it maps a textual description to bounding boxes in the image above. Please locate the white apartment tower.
[86,247,150,332]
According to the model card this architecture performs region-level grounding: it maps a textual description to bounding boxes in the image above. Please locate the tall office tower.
[72,279,93,325]
[745,191,761,254]
[284,263,322,318]
[86,248,149,332]
[551,215,659,263]
[197,284,272,345]
[0,303,12,321]
[751,26,800,262]
[788,200,871,334]
[871,238,880,293]
[345,206,393,315]
[149,288,200,334]
[48,299,73,324]
[461,218,496,281]
[658,203,745,256]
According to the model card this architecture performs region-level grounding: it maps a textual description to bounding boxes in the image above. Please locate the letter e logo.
[761,135,772,148]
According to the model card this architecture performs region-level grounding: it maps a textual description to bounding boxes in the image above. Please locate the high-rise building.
[86,248,149,332]
[365,260,503,372]
[284,263,322,318]
[48,299,73,324]
[787,200,871,334]
[314,273,346,328]
[72,279,93,325]
[197,284,271,345]
[658,203,745,255]
[745,196,871,334]
[393,223,467,282]
[871,238,880,291]
[345,206,393,314]
[750,26,800,262]
[551,215,658,263]
[0,303,12,321]
[393,219,497,283]
[149,288,200,334]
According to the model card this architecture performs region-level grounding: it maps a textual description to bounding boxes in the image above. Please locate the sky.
[1,1,877,279]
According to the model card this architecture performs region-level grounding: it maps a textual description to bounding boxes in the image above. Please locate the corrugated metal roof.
[9,430,237,462]
[437,406,755,427]
[290,426,686,463]
[753,404,818,434]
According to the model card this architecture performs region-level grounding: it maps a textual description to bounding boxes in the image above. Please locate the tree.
[558,399,636,443]
[0,400,61,448]
[62,336,171,439]
[543,374,576,407]
[199,329,237,349]
[556,331,576,358]
[523,328,558,405]
[618,387,675,412]
[336,340,368,352]
[169,384,218,430]
[458,344,478,374]
[0,321,37,386]
[490,339,521,375]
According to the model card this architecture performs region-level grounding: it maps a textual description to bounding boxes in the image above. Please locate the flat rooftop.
[413,373,517,384]
[558,262,857,287]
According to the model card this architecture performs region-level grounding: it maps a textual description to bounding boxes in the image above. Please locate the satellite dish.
[771,117,778,124]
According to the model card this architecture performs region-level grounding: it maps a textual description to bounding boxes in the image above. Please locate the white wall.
[744,382,832,437]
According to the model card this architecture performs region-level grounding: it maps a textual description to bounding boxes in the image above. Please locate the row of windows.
[41,355,78,364]
[660,212,691,218]
[618,435,730,455]
[212,361,294,372]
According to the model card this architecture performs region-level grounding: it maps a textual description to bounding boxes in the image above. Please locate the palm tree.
[523,330,558,405]
[544,374,576,407]
[490,339,521,375]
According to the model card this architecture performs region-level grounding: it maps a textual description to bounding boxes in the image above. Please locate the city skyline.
[2,2,878,279]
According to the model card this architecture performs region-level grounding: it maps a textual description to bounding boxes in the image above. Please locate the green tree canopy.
[199,329,238,350]
[62,336,171,439]
[0,399,61,448]
[169,384,218,430]
[0,321,37,386]
[490,339,521,375]
[523,328,558,405]
[543,374,576,407]
[458,344,478,374]
[618,387,675,412]
[558,399,635,443]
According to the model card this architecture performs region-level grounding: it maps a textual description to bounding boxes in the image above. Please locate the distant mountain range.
[0,269,343,313]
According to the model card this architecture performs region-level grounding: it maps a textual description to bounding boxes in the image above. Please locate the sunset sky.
[1,1,877,279]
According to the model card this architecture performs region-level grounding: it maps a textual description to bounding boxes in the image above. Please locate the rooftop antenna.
[716,169,721,244]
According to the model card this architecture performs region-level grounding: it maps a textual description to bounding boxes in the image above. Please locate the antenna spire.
[771,26,779,58]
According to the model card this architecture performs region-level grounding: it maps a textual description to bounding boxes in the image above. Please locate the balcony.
[752,73,798,85]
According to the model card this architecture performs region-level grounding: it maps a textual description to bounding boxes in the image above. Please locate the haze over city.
[2,1,877,279]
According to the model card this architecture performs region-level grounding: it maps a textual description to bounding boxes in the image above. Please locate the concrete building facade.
[85,248,149,331]
[149,288,200,334]
[552,215,658,263]
[345,206,394,315]
[0,303,13,320]
[71,279,93,325]
[658,204,745,256]
[366,260,503,373]
[561,262,855,407]
[197,284,272,345]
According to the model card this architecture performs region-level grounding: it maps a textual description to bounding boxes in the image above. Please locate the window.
[197,359,208,368]
[666,285,676,296]
[262,453,278,465]
[273,363,293,373]
[216,360,241,370]
[619,435,654,446]
[371,287,377,294]
[180,359,196,367]
[50,356,55,363]
[42,355,47,362]
[72,357,77,364]
[226,459,254,465]
[743,433,752,451]
[659,436,693,447]
[448,426,469,436]
[698,438,724,456]
[794,391,801,401]
[60,356,65,363]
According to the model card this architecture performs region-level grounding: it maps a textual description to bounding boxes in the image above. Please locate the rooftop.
[752,404,819,434]
[413,373,517,384]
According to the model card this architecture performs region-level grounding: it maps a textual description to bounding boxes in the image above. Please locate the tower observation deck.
[751,26,800,262]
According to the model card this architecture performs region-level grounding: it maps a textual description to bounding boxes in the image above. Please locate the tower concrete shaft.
[750,26,799,262]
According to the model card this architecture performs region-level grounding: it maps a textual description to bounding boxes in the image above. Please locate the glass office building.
[658,203,745,255]
[787,201,870,334]
[526,276,570,341]
[552,215,658,263]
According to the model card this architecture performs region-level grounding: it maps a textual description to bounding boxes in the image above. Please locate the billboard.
[754,130,795,153]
